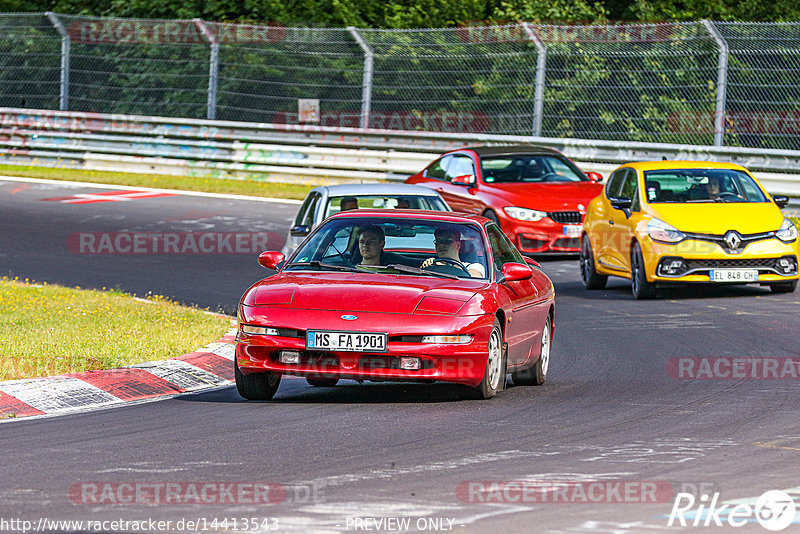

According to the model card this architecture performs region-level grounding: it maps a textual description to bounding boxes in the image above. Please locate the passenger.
[340,196,359,211]
[396,197,412,209]
[421,228,486,278]
[357,225,385,266]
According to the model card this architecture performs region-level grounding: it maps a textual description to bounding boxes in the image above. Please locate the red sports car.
[406,145,604,254]
[235,210,555,400]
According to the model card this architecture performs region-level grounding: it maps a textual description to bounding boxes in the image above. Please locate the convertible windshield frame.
[285,216,490,280]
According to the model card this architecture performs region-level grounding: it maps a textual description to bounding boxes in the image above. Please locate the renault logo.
[341,315,358,321]
[724,230,742,251]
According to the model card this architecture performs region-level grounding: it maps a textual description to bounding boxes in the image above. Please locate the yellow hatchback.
[580,161,799,299]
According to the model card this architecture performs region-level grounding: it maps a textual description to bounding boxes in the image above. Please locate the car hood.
[243,272,488,315]
[648,203,785,234]
[484,181,603,211]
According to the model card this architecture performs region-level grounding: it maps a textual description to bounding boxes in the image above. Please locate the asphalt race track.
[2,178,800,533]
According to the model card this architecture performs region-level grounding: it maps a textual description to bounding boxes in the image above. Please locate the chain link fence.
[1,13,799,150]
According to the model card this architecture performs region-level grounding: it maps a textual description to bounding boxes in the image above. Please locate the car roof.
[311,183,444,196]
[452,144,563,157]
[328,209,487,224]
[622,160,750,172]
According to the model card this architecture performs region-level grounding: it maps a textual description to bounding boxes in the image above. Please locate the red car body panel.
[236,210,555,388]
[406,147,604,254]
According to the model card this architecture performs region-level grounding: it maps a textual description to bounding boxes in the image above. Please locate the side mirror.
[290,225,311,237]
[609,197,632,210]
[452,174,476,186]
[499,262,533,283]
[773,195,790,209]
[586,171,603,182]
[524,256,541,268]
[258,251,285,270]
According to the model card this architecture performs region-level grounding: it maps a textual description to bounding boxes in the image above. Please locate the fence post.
[702,20,729,147]
[347,27,373,129]
[194,19,219,120]
[46,12,70,111]
[521,23,547,137]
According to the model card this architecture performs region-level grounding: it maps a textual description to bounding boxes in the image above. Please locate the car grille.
[548,211,582,224]
[684,258,781,270]
[551,238,581,250]
[518,236,548,251]
[684,230,775,254]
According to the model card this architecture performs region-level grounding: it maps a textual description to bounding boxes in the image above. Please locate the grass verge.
[0,277,233,381]
[0,164,313,200]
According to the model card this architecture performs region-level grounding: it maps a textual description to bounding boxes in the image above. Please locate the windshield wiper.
[284,261,360,272]
[386,264,460,280]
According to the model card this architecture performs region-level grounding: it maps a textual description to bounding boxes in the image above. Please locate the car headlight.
[647,218,685,244]
[240,325,279,335]
[776,218,799,243]
[503,207,547,222]
[420,335,472,344]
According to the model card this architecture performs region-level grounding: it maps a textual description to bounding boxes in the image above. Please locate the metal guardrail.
[1,107,799,195]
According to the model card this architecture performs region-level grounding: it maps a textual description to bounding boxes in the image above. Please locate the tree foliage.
[0,0,797,25]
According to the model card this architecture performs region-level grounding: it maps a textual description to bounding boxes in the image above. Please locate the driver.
[421,228,486,278]
[704,176,721,198]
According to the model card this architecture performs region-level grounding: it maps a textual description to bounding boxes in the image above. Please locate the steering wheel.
[424,257,471,276]
[715,192,740,202]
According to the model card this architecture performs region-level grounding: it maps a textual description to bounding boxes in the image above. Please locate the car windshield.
[481,155,587,183]
[642,169,769,203]
[286,217,489,279]
[325,194,449,218]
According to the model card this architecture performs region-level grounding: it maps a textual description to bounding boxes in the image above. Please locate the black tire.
[483,210,500,224]
[631,241,657,300]
[467,318,507,400]
[306,377,340,387]
[235,359,281,400]
[580,235,607,290]
[512,315,551,386]
[769,280,798,293]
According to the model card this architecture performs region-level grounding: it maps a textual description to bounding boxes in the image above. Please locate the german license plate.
[564,225,582,238]
[710,269,758,282]
[306,330,387,352]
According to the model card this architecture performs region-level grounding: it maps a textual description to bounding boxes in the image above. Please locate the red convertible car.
[406,145,604,254]
[235,210,555,400]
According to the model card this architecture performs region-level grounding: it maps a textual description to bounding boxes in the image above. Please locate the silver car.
[282,183,451,255]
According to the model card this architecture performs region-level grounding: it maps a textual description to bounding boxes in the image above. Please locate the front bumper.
[236,307,496,387]
[644,238,800,284]
[501,216,583,254]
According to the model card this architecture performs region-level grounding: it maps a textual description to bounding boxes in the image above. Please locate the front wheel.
[235,359,281,400]
[580,235,607,290]
[512,315,551,386]
[631,242,657,300]
[769,280,798,293]
[467,318,506,399]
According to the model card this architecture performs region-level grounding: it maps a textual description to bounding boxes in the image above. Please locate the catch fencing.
[2,108,800,196]
[2,14,800,150]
